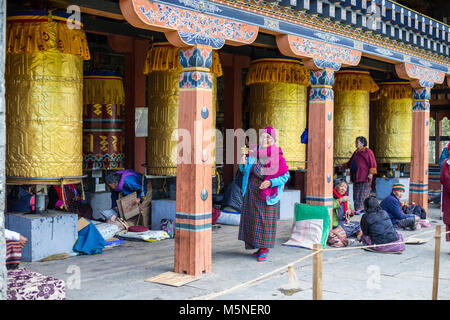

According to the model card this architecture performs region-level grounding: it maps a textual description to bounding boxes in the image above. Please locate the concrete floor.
[20,203,450,300]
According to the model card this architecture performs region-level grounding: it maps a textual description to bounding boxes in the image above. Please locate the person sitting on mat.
[360,196,405,253]
[331,179,362,239]
[380,184,425,230]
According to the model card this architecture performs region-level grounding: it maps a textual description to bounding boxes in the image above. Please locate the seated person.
[48,184,93,220]
[222,169,244,212]
[5,229,28,270]
[380,184,420,230]
[105,169,148,209]
[7,185,35,213]
[360,196,405,253]
[332,179,362,239]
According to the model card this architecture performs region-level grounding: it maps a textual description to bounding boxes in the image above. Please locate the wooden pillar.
[436,112,442,164]
[312,243,323,300]
[174,45,213,276]
[305,68,335,217]
[222,53,249,187]
[432,225,442,300]
[107,35,148,172]
[409,87,431,214]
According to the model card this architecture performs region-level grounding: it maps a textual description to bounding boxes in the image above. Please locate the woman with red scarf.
[332,179,362,240]
[238,127,290,262]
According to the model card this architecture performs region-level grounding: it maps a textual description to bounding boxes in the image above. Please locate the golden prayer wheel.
[370,80,413,164]
[333,69,379,165]
[143,42,222,176]
[5,11,90,185]
[83,71,125,170]
[245,57,310,170]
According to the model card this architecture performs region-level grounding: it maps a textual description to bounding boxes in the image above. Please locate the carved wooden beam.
[395,62,445,89]
[119,0,259,48]
[276,34,362,70]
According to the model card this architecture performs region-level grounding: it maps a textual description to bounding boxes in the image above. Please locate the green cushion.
[294,203,331,248]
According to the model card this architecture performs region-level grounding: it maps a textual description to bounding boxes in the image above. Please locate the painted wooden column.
[174,45,214,276]
[395,63,446,216]
[435,111,441,165]
[107,35,148,173]
[410,87,431,213]
[120,0,257,276]
[221,52,250,187]
[305,68,335,214]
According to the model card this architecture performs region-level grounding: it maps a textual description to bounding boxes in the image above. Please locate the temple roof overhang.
[119,0,449,82]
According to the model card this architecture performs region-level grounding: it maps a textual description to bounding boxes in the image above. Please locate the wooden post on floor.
[174,45,213,276]
[432,225,442,300]
[435,111,441,165]
[312,243,323,300]
[305,68,335,224]
[409,87,431,216]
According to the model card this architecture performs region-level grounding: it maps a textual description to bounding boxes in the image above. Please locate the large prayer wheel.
[245,58,310,170]
[83,71,125,170]
[333,69,379,165]
[144,42,222,176]
[370,80,413,164]
[5,11,90,184]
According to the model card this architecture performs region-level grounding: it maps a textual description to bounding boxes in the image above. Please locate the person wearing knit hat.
[392,183,406,192]
[380,183,420,230]
[239,126,290,262]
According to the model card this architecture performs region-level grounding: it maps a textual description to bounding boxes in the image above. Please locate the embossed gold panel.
[248,82,307,170]
[333,69,379,165]
[334,91,370,164]
[147,71,217,176]
[5,52,83,182]
[370,83,413,164]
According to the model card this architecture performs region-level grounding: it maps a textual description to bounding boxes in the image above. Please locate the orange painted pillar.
[409,87,431,215]
[305,68,335,215]
[107,35,148,173]
[222,53,250,187]
[174,45,213,276]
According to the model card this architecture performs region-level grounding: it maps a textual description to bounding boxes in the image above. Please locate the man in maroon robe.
[440,158,450,242]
